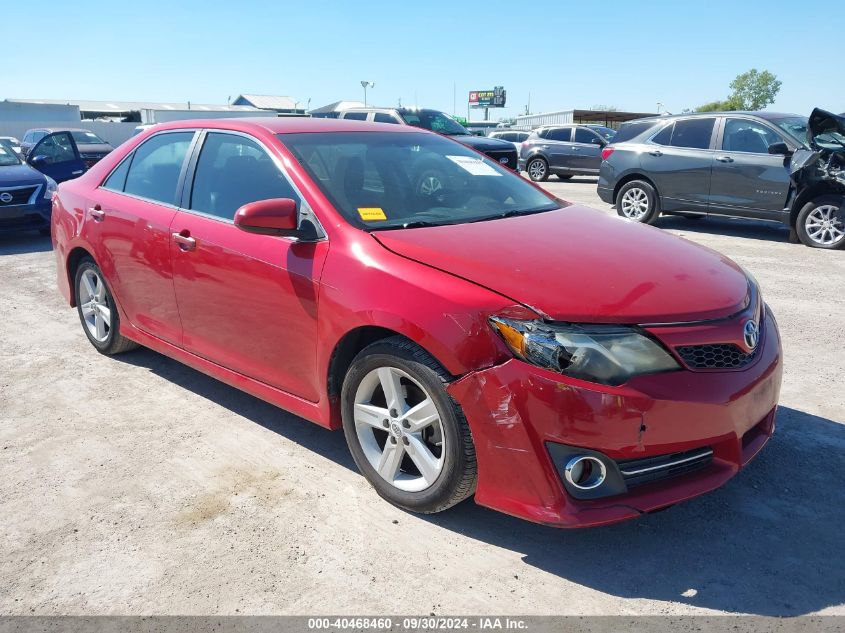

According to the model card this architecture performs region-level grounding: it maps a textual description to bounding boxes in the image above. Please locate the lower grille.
[616,447,713,489]
[0,186,38,206]
[676,343,756,370]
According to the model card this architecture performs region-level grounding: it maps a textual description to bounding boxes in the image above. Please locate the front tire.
[526,157,549,182]
[795,195,845,249]
[74,258,138,355]
[616,180,660,224]
[341,337,476,514]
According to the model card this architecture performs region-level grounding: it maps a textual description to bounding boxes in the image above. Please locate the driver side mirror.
[767,142,791,156]
[29,155,50,168]
[234,198,318,241]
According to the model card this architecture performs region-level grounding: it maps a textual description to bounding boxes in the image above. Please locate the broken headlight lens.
[489,317,680,386]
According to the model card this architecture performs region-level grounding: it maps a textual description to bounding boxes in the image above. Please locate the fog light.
[564,455,607,490]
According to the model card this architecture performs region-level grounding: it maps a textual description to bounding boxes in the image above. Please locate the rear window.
[612,121,658,144]
[343,112,368,121]
[650,118,715,149]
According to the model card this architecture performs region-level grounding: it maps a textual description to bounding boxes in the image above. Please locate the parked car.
[51,117,781,528]
[597,110,845,249]
[487,129,530,153]
[338,107,518,172]
[22,127,112,168]
[20,130,89,184]
[0,136,22,155]
[0,138,57,234]
[520,124,616,181]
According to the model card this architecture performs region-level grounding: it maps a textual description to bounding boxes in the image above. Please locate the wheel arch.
[789,184,845,227]
[65,246,95,307]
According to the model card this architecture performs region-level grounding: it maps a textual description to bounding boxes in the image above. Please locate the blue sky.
[4,0,840,120]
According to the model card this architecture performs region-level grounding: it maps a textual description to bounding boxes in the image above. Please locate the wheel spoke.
[400,397,439,432]
[405,435,441,485]
[377,367,405,414]
[376,441,404,481]
[354,403,389,429]
[96,304,111,327]
[81,300,96,317]
[81,273,96,300]
[94,314,106,340]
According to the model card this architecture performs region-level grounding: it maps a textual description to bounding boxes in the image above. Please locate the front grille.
[0,186,38,206]
[484,149,518,170]
[676,343,756,370]
[616,447,713,489]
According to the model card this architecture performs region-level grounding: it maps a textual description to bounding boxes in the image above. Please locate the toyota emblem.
[743,319,759,350]
[0,192,12,204]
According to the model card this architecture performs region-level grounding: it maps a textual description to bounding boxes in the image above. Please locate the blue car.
[0,131,87,235]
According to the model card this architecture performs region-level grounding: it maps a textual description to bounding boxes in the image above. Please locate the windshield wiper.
[375,220,455,231]
[468,206,559,223]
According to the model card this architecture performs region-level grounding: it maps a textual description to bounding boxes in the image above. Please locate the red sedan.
[50,118,782,527]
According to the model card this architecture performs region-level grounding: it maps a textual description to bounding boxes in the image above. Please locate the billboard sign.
[469,86,506,108]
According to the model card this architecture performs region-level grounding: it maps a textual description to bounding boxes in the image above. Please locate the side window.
[190,133,300,220]
[102,156,131,192]
[373,112,399,124]
[574,128,601,144]
[722,119,782,153]
[32,131,47,143]
[670,118,715,149]
[517,132,529,142]
[31,132,77,164]
[124,132,194,205]
[343,112,368,121]
[548,128,572,142]
[651,123,674,145]
[23,131,32,144]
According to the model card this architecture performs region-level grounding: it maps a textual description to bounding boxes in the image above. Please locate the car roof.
[629,111,800,125]
[150,117,427,135]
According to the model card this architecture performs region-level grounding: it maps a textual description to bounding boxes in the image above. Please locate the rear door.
[90,130,197,345]
[571,127,605,173]
[544,127,574,169]
[170,131,329,402]
[639,117,716,212]
[708,116,792,219]
[26,132,87,183]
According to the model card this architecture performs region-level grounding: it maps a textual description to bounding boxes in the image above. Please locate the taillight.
[601,147,615,161]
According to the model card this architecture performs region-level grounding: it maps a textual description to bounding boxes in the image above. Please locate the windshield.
[0,140,21,166]
[70,130,106,145]
[774,116,845,150]
[398,110,469,136]
[279,131,560,230]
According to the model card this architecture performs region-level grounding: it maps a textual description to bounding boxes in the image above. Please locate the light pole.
[361,81,375,106]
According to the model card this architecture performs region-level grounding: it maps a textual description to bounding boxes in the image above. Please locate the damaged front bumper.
[447,308,782,528]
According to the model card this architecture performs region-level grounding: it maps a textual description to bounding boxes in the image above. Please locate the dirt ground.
[1,177,844,616]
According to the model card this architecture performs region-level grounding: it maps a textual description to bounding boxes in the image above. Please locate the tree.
[729,69,782,110]
[695,68,781,112]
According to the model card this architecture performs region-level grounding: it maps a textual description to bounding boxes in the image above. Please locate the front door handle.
[648,150,663,157]
[72,170,84,175]
[716,155,734,163]
[172,231,197,251]
[88,204,105,221]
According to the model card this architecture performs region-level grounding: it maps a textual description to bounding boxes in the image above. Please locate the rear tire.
[526,157,549,182]
[341,337,476,514]
[616,180,660,224]
[795,195,845,249]
[74,258,139,355]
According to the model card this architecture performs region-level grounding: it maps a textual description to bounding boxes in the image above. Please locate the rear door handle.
[648,150,663,157]
[172,231,197,251]
[88,204,105,221]
[716,155,734,163]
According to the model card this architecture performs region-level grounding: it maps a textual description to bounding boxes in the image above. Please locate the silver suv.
[520,124,616,181]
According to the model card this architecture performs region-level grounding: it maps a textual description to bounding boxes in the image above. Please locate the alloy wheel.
[353,366,445,492]
[804,204,845,246]
[419,175,443,196]
[78,268,111,342]
[528,159,546,180]
[620,187,650,220]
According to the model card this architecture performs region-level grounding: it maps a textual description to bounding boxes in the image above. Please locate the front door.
[170,131,328,402]
[639,117,716,212]
[27,132,87,183]
[708,117,792,220]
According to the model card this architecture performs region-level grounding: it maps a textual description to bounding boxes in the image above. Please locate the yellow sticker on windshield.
[358,207,387,221]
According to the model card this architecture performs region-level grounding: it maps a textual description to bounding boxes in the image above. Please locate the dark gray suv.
[520,124,616,181]
[597,111,835,244]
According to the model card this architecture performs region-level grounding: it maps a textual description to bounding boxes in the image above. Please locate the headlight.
[489,317,680,386]
[43,176,57,200]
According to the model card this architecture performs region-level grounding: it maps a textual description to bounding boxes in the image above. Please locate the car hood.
[0,163,45,186]
[807,108,845,151]
[372,206,750,324]
[448,134,515,153]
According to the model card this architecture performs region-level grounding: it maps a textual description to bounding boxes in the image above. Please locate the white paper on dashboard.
[446,155,503,176]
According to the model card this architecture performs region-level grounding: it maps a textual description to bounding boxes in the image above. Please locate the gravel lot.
[1,177,843,616]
